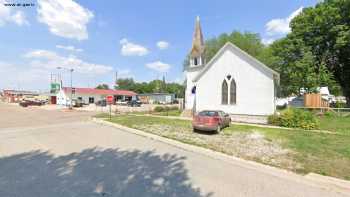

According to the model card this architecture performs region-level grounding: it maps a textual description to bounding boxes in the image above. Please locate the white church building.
[184,17,279,116]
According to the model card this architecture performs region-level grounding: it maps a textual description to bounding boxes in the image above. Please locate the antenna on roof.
[115,71,118,84]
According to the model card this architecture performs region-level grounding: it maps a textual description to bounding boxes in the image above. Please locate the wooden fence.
[304,93,329,108]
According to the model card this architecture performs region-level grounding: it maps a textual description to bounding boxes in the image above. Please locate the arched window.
[230,79,236,104]
[191,86,196,94]
[194,58,198,66]
[222,80,228,104]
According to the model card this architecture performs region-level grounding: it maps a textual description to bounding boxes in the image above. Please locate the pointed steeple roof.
[190,16,205,57]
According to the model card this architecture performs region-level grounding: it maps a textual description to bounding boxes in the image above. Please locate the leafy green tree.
[267,36,338,96]
[183,31,267,70]
[114,78,136,91]
[95,84,109,90]
[114,78,184,98]
[165,83,185,98]
[289,0,350,104]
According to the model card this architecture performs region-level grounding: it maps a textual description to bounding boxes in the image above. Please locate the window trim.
[221,79,228,105]
[230,79,237,105]
[221,75,237,106]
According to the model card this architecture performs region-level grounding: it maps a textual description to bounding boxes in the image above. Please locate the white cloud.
[265,7,303,36]
[24,49,113,74]
[172,76,185,84]
[56,45,83,52]
[116,69,134,78]
[120,38,149,56]
[0,62,49,90]
[157,41,169,50]
[145,61,171,72]
[262,38,275,46]
[0,0,29,26]
[37,0,94,40]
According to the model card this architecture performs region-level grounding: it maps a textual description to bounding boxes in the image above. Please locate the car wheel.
[216,125,221,133]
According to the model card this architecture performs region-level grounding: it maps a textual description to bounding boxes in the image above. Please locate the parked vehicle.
[116,100,128,105]
[127,100,142,107]
[95,99,107,107]
[192,110,231,132]
[19,100,45,107]
[72,99,83,107]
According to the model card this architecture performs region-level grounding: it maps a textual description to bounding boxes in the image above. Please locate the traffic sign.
[106,95,113,104]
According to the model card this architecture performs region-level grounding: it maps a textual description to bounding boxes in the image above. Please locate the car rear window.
[198,111,218,116]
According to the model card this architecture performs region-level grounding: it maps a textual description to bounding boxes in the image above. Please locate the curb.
[305,173,350,193]
[92,118,350,196]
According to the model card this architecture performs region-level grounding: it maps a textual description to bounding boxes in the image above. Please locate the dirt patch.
[133,124,299,171]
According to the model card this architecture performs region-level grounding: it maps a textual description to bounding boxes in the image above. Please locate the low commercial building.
[56,87,137,106]
[2,90,39,103]
[138,93,175,104]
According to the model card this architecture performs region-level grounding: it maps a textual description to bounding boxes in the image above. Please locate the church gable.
[192,42,279,82]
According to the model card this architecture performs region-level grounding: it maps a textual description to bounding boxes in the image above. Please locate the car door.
[218,111,225,127]
[225,113,231,126]
[221,112,230,126]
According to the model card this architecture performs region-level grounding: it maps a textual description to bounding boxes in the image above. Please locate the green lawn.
[96,114,350,180]
[319,115,350,135]
[224,125,350,179]
[128,110,182,116]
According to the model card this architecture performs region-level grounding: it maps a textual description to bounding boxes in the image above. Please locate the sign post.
[106,95,114,120]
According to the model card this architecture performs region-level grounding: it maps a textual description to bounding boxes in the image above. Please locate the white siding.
[56,90,105,106]
[195,49,275,115]
[185,70,201,109]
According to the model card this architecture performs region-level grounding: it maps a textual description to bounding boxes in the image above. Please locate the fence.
[295,107,350,117]
[304,93,329,108]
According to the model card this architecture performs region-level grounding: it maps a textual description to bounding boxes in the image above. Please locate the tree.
[114,78,136,91]
[165,83,185,98]
[95,84,109,90]
[183,31,268,70]
[266,35,339,97]
[289,0,350,105]
[114,78,185,98]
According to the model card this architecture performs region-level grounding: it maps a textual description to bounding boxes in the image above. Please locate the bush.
[154,106,164,112]
[324,111,337,118]
[335,101,347,108]
[267,113,280,125]
[154,106,179,112]
[268,108,319,130]
[170,106,179,110]
[276,104,287,110]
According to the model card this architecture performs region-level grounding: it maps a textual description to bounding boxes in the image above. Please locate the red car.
[192,110,231,132]
[19,100,45,107]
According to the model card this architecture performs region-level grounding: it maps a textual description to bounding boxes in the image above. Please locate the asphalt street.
[0,103,348,197]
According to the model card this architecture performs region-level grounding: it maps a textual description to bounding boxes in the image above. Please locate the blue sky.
[0,0,317,91]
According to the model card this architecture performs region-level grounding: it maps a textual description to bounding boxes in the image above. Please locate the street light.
[57,67,74,109]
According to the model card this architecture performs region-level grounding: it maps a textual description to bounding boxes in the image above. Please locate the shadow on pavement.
[0,148,213,197]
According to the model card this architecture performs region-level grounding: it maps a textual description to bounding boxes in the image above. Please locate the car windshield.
[198,111,218,117]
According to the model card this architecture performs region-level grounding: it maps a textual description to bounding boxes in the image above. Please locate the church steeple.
[190,16,205,67]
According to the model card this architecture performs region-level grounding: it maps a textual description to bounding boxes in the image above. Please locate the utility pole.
[115,71,118,89]
[70,68,73,109]
[57,67,74,109]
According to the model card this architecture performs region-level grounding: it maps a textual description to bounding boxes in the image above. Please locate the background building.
[2,90,39,103]
[56,87,137,106]
[138,93,175,104]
